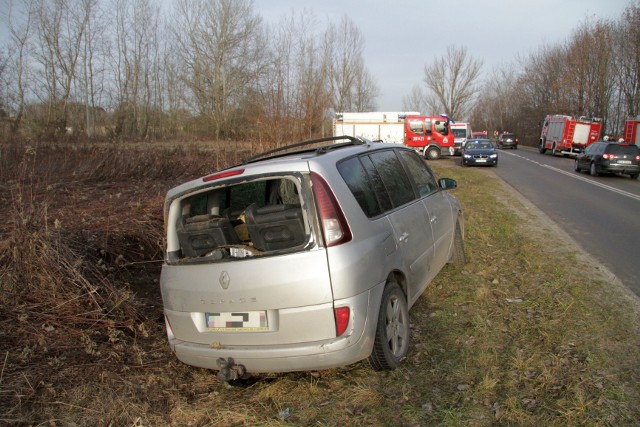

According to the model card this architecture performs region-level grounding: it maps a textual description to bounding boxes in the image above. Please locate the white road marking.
[501,151,640,202]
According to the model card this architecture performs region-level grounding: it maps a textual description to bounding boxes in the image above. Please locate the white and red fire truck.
[333,112,455,160]
[539,115,602,156]
[623,116,640,147]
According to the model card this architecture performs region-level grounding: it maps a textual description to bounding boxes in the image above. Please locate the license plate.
[205,311,268,331]
[618,160,632,164]
[476,159,487,162]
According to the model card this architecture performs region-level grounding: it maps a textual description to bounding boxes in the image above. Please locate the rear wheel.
[425,146,441,160]
[366,282,409,371]
[551,143,557,156]
[590,162,599,177]
[539,140,546,154]
[574,159,581,172]
[630,173,639,180]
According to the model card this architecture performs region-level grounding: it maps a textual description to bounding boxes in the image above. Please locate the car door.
[399,150,453,283]
[366,150,435,304]
[580,143,596,169]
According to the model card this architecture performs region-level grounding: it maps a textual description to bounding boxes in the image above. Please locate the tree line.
[461,3,640,143]
[1,0,639,145]
[0,0,377,143]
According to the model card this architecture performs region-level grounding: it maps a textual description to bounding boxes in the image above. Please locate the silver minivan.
[160,136,465,380]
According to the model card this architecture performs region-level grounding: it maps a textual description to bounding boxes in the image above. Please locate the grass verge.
[0,144,638,426]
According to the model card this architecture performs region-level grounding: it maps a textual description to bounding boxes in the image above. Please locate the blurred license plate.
[476,159,487,162]
[205,311,268,331]
[618,160,632,164]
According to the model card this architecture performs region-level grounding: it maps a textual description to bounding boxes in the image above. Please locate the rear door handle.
[399,232,409,242]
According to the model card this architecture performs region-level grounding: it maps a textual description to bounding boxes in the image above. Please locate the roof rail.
[242,135,368,164]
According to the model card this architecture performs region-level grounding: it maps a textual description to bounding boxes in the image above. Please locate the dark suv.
[497,132,518,149]
[575,141,640,179]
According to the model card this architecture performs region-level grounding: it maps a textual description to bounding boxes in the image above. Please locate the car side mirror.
[439,177,457,189]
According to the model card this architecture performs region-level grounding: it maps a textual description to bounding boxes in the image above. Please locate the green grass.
[1,145,639,426]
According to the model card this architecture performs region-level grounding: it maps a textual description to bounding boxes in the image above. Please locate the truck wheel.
[551,143,557,156]
[631,173,639,180]
[590,162,599,177]
[425,146,441,160]
[539,141,546,154]
[365,282,409,371]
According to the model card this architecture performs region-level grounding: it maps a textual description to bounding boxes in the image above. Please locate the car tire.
[590,162,599,177]
[449,222,466,265]
[425,146,441,160]
[365,282,409,371]
[574,159,581,173]
[631,173,639,180]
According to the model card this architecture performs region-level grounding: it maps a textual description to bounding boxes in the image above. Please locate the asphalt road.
[487,146,640,297]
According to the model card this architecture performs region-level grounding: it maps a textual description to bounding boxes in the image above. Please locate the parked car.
[461,138,498,167]
[160,136,465,381]
[575,141,640,179]
[497,132,518,149]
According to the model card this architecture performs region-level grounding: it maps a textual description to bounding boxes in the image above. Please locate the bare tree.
[110,0,163,139]
[564,19,614,123]
[172,0,265,140]
[422,45,483,119]
[324,15,377,112]
[255,10,331,144]
[402,84,426,113]
[613,4,640,124]
[3,0,35,135]
[30,0,93,138]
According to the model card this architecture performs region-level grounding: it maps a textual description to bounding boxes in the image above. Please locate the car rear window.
[607,144,640,155]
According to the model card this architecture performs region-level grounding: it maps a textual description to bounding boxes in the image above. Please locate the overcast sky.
[254,0,632,112]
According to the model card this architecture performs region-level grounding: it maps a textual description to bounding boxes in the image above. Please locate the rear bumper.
[600,163,640,175]
[165,284,384,373]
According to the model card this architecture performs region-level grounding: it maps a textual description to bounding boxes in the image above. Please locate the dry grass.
[0,142,638,426]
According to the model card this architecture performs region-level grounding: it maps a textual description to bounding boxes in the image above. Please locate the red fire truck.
[403,115,455,160]
[333,112,455,160]
[539,115,602,156]
[623,116,640,147]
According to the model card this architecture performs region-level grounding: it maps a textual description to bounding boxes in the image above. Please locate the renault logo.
[219,271,230,290]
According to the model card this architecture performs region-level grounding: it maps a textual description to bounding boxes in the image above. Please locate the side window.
[359,155,393,213]
[408,120,424,135]
[369,150,415,208]
[337,157,382,218]
[399,150,439,197]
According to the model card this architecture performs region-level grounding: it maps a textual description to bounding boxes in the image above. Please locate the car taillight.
[602,154,613,160]
[203,168,244,182]
[636,155,640,160]
[334,307,350,336]
[310,172,352,247]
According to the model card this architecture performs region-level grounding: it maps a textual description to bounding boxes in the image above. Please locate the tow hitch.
[216,357,248,382]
